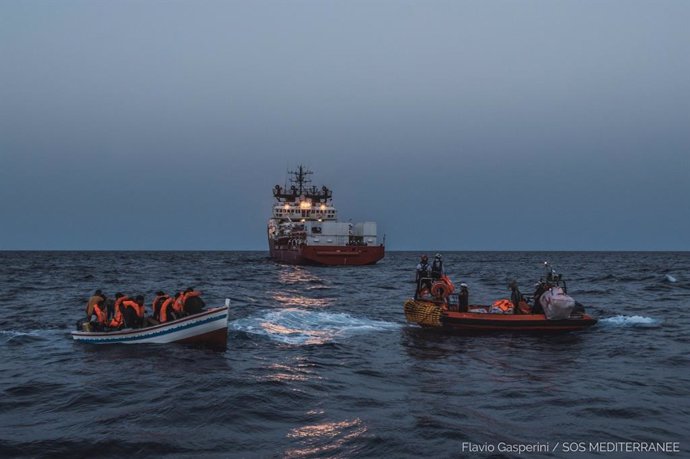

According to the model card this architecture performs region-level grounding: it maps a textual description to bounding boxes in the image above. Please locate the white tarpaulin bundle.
[539,287,576,320]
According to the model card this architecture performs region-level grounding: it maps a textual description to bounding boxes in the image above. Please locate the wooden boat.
[404,300,597,333]
[71,305,229,347]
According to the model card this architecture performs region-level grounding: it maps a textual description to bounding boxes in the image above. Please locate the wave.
[0,329,67,345]
[599,315,661,328]
[230,308,400,345]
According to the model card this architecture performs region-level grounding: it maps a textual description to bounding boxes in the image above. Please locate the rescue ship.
[268,166,385,266]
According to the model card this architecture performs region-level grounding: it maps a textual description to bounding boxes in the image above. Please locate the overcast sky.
[1,1,688,250]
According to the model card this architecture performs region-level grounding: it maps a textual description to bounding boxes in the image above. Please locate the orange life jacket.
[172,294,185,313]
[122,300,144,318]
[85,295,104,317]
[492,299,514,313]
[181,290,201,309]
[108,296,129,328]
[159,297,175,323]
[92,303,107,325]
[152,295,169,319]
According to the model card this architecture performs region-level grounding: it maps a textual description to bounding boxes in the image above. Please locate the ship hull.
[268,239,384,266]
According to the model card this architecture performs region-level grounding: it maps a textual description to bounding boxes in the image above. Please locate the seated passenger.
[159,295,176,323]
[108,293,129,329]
[120,296,145,328]
[89,297,108,331]
[172,292,185,318]
[181,287,205,314]
[151,291,169,321]
[85,289,105,320]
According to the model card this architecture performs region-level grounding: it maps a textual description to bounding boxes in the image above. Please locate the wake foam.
[664,274,677,283]
[230,308,400,345]
[599,315,660,328]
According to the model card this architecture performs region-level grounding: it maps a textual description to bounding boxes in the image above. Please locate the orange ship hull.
[269,239,384,266]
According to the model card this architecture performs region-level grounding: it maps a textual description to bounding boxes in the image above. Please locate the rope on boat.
[404,300,442,327]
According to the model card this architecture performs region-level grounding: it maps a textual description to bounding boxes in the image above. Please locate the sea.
[0,251,688,458]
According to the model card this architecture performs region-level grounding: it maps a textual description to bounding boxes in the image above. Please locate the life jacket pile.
[490,299,514,314]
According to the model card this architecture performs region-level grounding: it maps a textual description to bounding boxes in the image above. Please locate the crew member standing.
[415,255,432,299]
[431,253,444,280]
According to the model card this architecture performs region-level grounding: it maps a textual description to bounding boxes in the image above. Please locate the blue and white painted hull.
[71,306,229,347]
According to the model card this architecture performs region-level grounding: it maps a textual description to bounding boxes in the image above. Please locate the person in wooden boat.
[181,287,205,315]
[415,255,432,299]
[158,295,176,323]
[171,292,186,319]
[87,295,108,331]
[119,295,146,328]
[151,291,170,321]
[108,293,129,329]
[85,290,105,320]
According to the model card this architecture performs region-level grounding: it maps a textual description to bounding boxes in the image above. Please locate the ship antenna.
[289,164,313,195]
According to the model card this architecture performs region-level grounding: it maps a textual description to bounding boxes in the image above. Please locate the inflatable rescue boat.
[404,300,597,332]
[406,262,597,333]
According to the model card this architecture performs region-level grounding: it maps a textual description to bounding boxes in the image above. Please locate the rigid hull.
[403,300,597,333]
[269,239,384,266]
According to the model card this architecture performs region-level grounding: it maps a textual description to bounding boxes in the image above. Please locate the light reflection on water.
[285,418,368,458]
[278,266,324,285]
[272,293,333,308]
[263,360,321,384]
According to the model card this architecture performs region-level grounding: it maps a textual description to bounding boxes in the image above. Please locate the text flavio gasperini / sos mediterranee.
[461,441,681,455]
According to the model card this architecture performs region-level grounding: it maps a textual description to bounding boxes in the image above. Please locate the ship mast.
[290,165,312,195]
[273,165,332,203]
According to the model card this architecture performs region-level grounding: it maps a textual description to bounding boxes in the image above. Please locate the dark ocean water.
[0,251,688,458]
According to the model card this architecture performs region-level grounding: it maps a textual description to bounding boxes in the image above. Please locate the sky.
[1,0,689,250]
